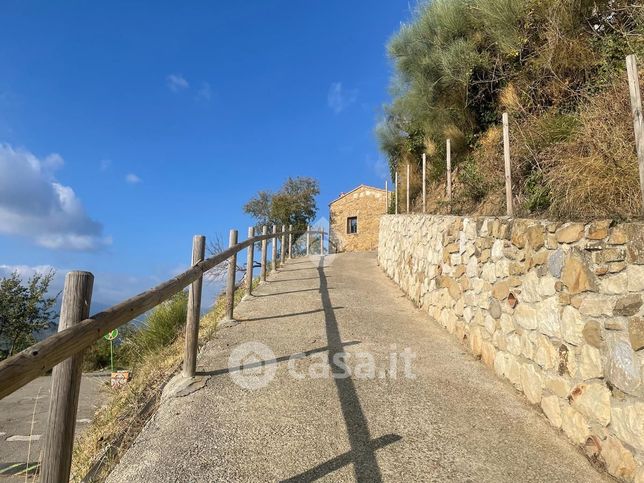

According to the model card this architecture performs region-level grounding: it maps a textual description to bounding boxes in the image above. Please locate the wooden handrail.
[0,229,300,400]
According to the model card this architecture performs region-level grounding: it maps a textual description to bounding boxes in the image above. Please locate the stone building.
[329,184,387,253]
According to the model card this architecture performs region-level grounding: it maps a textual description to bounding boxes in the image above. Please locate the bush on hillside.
[83,291,188,371]
[378,0,644,219]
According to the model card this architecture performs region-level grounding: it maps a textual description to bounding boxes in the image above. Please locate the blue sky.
[0,1,412,306]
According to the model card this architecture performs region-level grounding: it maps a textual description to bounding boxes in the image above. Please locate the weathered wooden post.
[406,163,410,213]
[280,224,286,265]
[395,171,398,214]
[246,226,254,296]
[288,224,293,259]
[41,271,94,483]
[385,180,389,213]
[626,54,644,213]
[306,225,310,256]
[271,225,277,272]
[422,153,426,213]
[225,229,238,320]
[502,112,514,216]
[260,225,268,281]
[446,139,452,212]
[183,235,205,378]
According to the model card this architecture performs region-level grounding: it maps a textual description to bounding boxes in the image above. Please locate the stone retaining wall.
[378,214,644,481]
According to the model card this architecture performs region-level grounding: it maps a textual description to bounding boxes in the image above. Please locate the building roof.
[328,184,387,206]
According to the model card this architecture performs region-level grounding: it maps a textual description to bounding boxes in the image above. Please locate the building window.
[347,216,358,234]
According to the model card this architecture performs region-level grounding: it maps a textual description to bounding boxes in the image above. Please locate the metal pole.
[406,163,410,213]
[385,180,389,213]
[447,139,452,213]
[422,153,426,213]
[502,113,514,216]
[395,171,398,215]
[626,54,644,214]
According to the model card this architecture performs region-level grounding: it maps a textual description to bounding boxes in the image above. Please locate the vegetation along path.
[107,252,608,482]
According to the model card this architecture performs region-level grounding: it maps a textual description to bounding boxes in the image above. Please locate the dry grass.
[413,75,643,221]
[70,280,256,481]
[544,77,642,220]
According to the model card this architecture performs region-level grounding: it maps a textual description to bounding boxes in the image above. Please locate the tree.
[0,270,57,359]
[244,177,320,230]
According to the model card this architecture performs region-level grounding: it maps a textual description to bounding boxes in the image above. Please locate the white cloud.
[166,74,189,92]
[0,264,57,279]
[0,144,110,251]
[197,82,212,101]
[125,173,141,184]
[327,82,358,114]
[0,264,166,308]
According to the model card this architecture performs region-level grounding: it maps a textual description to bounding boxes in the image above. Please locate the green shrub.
[120,291,188,365]
[460,159,489,202]
[523,170,551,213]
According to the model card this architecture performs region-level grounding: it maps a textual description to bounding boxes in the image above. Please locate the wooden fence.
[0,225,326,482]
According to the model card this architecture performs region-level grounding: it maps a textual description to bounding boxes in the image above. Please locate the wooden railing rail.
[0,227,322,399]
[0,225,326,482]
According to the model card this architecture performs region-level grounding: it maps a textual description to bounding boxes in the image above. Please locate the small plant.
[523,169,550,213]
[120,291,188,364]
[460,159,489,202]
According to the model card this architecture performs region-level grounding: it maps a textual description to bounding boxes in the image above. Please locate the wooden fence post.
[271,225,277,271]
[225,229,238,320]
[288,224,293,259]
[626,54,644,213]
[406,163,410,213]
[385,180,388,213]
[41,271,94,483]
[502,112,514,216]
[260,225,268,281]
[280,224,286,264]
[246,226,254,296]
[306,225,310,256]
[395,171,398,214]
[446,139,452,212]
[422,153,426,213]
[183,235,205,378]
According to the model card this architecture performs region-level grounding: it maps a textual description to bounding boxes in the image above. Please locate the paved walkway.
[108,252,608,482]
[0,373,108,480]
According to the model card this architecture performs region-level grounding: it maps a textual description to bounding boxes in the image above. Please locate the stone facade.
[378,214,644,482]
[329,185,387,253]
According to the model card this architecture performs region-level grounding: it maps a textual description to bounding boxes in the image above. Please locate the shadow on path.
[237,307,345,323]
[195,341,361,378]
[283,260,400,482]
[253,287,331,298]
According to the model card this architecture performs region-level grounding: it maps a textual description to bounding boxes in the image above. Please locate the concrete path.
[108,252,609,482]
[0,373,109,480]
